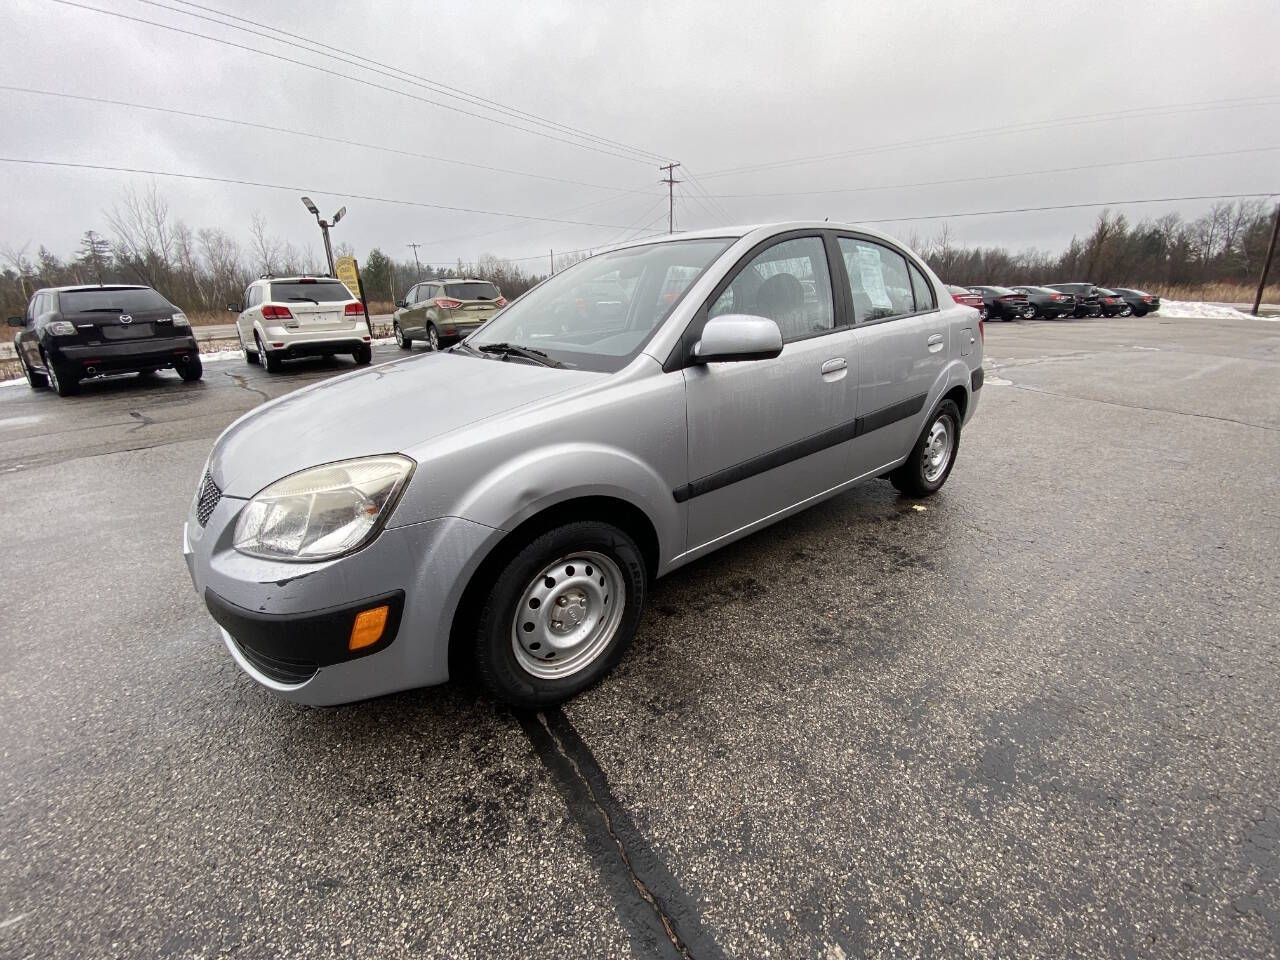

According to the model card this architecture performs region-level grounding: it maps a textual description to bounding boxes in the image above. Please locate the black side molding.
[971,368,984,392]
[673,393,926,503]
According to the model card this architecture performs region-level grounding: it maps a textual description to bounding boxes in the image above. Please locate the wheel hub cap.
[922,418,952,483]
[512,552,625,679]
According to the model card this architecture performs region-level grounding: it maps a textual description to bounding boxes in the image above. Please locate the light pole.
[300,196,346,275]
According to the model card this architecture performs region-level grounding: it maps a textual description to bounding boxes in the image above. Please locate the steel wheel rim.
[922,416,953,483]
[428,327,439,351]
[511,551,626,680]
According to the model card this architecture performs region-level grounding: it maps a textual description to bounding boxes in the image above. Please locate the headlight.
[171,312,190,327]
[233,455,415,561]
[48,320,77,336]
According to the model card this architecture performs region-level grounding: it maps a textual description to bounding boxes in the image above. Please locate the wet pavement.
[1,314,1278,959]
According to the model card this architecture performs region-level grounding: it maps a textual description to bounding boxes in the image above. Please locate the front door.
[681,233,859,552]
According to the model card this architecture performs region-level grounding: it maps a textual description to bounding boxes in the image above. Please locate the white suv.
[233,276,372,372]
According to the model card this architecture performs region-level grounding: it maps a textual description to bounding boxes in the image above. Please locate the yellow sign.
[335,255,362,300]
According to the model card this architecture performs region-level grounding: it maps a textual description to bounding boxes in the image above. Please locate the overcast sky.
[2,0,1277,271]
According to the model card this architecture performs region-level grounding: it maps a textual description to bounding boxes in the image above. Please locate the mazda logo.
[119,314,133,324]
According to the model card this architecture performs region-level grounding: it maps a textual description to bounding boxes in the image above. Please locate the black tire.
[426,324,441,351]
[178,355,203,382]
[890,399,961,498]
[473,521,647,707]
[21,353,48,390]
[44,353,80,397]
[1132,308,1147,317]
[394,322,412,350]
[258,334,282,373]
[354,344,373,365]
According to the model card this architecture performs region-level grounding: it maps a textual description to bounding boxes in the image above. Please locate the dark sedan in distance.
[1045,283,1103,318]
[1096,288,1132,317]
[1010,285,1076,319]
[1109,287,1162,316]
[967,285,1033,321]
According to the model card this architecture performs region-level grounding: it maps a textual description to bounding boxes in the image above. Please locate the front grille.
[195,471,222,527]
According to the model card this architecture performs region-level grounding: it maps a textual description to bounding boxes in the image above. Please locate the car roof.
[605,220,922,254]
[260,276,346,283]
[39,284,151,294]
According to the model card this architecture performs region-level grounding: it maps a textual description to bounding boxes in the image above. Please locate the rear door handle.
[820,357,847,375]
[927,333,944,353]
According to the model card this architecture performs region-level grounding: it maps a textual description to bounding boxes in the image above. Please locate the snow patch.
[1154,300,1253,320]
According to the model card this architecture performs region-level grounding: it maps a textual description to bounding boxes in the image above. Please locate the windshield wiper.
[286,296,319,304]
[475,342,562,367]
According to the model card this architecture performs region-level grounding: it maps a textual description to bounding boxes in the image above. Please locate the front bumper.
[53,335,200,371]
[183,495,499,704]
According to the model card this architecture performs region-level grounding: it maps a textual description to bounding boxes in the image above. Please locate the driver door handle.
[820,357,847,374]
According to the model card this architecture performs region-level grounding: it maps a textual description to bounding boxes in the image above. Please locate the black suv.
[7,285,202,397]
[1044,283,1103,318]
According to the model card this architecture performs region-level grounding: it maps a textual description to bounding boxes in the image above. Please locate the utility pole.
[1252,202,1280,316]
[549,249,554,276]
[407,242,423,279]
[300,196,346,275]
[659,162,682,234]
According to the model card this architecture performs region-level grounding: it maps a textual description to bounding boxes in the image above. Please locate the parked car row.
[950,281,1161,321]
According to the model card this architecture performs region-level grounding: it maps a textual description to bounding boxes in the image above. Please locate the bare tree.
[105,182,174,286]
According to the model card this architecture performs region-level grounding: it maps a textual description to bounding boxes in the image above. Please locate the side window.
[249,286,263,308]
[909,263,936,312]
[404,284,419,305]
[838,237,915,323]
[708,236,834,342]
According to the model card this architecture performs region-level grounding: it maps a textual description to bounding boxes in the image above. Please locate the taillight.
[344,302,365,317]
[261,304,293,320]
[495,297,508,307]
[433,297,463,309]
[1143,296,1152,302]
[1052,294,1068,301]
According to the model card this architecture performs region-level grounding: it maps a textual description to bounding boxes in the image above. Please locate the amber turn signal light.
[349,605,389,651]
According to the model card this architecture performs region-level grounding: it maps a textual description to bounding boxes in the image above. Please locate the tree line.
[3,185,1275,318]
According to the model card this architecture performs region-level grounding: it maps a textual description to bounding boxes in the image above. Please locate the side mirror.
[6,316,24,328]
[395,299,407,309]
[693,314,783,364]
[227,304,239,313]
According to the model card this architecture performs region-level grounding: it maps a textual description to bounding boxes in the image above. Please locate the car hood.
[210,352,600,497]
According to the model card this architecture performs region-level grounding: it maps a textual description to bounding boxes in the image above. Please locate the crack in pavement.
[222,370,270,406]
[519,709,726,960]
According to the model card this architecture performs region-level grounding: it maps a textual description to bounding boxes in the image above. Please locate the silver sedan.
[183,222,984,706]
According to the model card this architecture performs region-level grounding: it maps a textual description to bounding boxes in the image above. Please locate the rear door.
[681,232,859,552]
[836,235,949,477]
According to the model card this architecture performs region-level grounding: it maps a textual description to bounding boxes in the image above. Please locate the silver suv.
[185,223,983,706]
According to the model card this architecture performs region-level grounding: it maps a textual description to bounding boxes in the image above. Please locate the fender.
[449,441,683,570]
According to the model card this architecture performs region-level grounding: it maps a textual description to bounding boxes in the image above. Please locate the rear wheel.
[21,353,48,390]
[426,324,440,351]
[258,334,282,373]
[890,399,960,498]
[473,521,647,706]
[394,322,412,350]
[354,344,373,365]
[178,355,203,382]
[44,353,80,397]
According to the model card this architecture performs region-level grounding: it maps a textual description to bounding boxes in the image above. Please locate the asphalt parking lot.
[2,314,1278,959]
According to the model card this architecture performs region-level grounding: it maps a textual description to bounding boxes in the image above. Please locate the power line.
[162,0,670,164]
[850,192,1280,225]
[0,85,654,195]
[702,95,1280,179]
[45,0,659,165]
[700,146,1280,198]
[0,156,652,228]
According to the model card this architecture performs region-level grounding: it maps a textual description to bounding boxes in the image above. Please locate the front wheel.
[890,399,961,498]
[473,521,647,706]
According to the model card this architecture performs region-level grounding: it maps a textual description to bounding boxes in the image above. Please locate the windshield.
[269,280,352,303]
[59,287,172,314]
[466,237,733,372]
[443,281,502,301]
